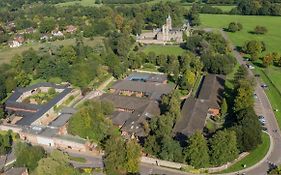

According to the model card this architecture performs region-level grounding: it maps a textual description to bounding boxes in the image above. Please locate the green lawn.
[219,132,270,173]
[56,0,98,7]
[69,156,87,163]
[201,14,281,129]
[0,37,104,65]
[141,45,186,55]
[201,14,281,53]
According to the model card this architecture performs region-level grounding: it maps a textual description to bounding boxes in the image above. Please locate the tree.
[272,52,281,67]
[242,40,265,61]
[159,136,183,163]
[15,142,45,171]
[0,76,7,101]
[253,25,268,35]
[59,46,77,65]
[227,22,243,32]
[67,100,112,143]
[220,98,228,116]
[234,79,255,112]
[262,53,274,67]
[39,17,56,33]
[188,4,200,26]
[185,131,209,168]
[0,131,12,155]
[33,150,78,175]
[234,108,262,152]
[104,134,127,175]
[209,130,239,166]
[180,70,196,90]
[126,139,141,173]
[114,14,124,31]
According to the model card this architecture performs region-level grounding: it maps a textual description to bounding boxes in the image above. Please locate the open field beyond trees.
[201,14,281,129]
[0,37,104,65]
[201,14,281,53]
[220,132,270,173]
[56,0,97,6]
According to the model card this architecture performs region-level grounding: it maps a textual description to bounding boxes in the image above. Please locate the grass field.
[201,14,281,53]
[0,37,104,65]
[220,132,270,173]
[56,0,98,7]
[141,45,186,55]
[201,14,281,129]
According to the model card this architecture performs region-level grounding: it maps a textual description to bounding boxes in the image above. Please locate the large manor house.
[137,15,190,44]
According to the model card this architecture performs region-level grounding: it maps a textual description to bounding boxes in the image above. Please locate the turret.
[166,15,172,30]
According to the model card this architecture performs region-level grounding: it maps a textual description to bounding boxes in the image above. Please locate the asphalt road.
[219,29,281,175]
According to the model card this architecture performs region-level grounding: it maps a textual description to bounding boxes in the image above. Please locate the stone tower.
[166,15,172,31]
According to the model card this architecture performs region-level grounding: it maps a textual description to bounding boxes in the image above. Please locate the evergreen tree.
[209,130,239,166]
[185,131,210,168]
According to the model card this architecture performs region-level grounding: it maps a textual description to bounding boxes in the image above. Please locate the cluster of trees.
[242,40,266,61]
[185,130,238,168]
[68,100,114,143]
[0,36,111,100]
[15,142,45,171]
[104,134,141,174]
[231,66,262,152]
[185,30,237,75]
[33,150,80,175]
[0,1,187,45]
[262,52,281,67]
[227,22,243,32]
[144,91,183,162]
[15,142,88,175]
[234,0,281,16]
[187,4,201,26]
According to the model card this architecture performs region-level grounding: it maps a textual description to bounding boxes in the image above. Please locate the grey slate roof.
[5,82,72,126]
[110,80,174,100]
[49,107,76,127]
[174,74,225,136]
[100,94,161,136]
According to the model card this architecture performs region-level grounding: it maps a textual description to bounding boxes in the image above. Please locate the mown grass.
[201,14,281,129]
[56,0,98,7]
[0,37,104,65]
[219,132,270,173]
[69,156,87,163]
[200,14,281,53]
[141,44,186,56]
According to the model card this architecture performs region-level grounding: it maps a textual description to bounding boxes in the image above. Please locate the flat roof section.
[5,83,72,126]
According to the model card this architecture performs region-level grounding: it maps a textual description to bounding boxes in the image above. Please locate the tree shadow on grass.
[252,62,264,68]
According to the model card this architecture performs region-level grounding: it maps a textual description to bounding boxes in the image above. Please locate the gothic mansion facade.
[137,15,190,44]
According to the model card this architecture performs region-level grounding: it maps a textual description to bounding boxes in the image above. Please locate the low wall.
[141,152,249,173]
[141,157,183,169]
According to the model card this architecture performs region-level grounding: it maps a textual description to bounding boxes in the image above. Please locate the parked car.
[254,93,258,99]
[262,127,268,131]
[261,84,268,88]
[246,64,255,69]
[255,74,260,77]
